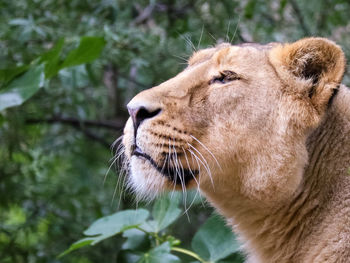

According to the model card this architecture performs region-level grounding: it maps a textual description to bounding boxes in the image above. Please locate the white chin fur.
[127,156,168,201]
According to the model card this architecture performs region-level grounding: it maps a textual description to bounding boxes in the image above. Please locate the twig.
[103,64,123,117]
[171,247,208,263]
[132,3,156,25]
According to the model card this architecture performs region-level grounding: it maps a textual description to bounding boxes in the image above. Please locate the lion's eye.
[209,70,241,84]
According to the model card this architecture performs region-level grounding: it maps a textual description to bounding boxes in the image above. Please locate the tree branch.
[72,125,111,148]
[26,116,127,148]
[26,116,126,131]
[119,73,148,89]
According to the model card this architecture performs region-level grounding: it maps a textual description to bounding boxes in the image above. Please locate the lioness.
[122,38,350,263]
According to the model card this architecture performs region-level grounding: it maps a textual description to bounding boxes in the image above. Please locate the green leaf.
[83,209,149,245]
[152,194,182,232]
[40,38,65,78]
[0,65,44,111]
[122,228,148,250]
[60,209,150,257]
[139,220,159,233]
[191,214,240,262]
[0,65,29,86]
[61,36,106,69]
[9,18,29,26]
[58,237,95,258]
[40,39,65,63]
[137,242,180,263]
[117,251,143,263]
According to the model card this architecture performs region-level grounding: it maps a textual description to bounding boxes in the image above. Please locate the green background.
[1,0,350,262]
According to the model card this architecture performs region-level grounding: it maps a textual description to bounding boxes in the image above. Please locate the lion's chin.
[127,156,200,201]
[127,157,169,201]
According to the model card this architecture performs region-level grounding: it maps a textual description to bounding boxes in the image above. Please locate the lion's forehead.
[149,46,273,103]
[189,42,273,67]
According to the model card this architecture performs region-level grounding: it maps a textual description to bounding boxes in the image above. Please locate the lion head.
[122,38,346,205]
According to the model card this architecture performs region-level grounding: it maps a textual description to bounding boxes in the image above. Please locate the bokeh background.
[1,0,350,262]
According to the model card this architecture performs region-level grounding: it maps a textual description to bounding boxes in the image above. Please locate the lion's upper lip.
[132,146,145,156]
[131,146,199,184]
[132,146,154,164]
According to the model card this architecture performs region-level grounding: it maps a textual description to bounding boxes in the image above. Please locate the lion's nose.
[127,104,161,131]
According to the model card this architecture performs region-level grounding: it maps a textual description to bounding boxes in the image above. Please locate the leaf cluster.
[60,194,243,263]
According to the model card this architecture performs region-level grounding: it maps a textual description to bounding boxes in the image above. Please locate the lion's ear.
[269,38,346,111]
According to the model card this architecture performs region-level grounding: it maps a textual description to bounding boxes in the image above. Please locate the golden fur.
[122,38,350,262]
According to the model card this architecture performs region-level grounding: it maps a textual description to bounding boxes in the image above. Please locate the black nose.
[127,106,161,131]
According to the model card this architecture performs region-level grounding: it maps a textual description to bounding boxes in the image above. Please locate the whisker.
[172,139,183,194]
[172,54,188,63]
[111,135,123,153]
[197,24,204,50]
[189,148,201,175]
[182,146,202,217]
[105,136,124,185]
[190,135,222,171]
[225,20,231,42]
[187,145,215,189]
[173,141,188,219]
[230,15,241,44]
[207,31,217,43]
[113,145,130,209]
[118,158,129,208]
[178,31,197,52]
[111,176,119,206]
[185,34,196,51]
[184,188,200,216]
[158,139,167,173]
[187,148,207,177]
[169,156,177,198]
[108,143,125,166]
[187,143,211,176]
[104,155,118,185]
[168,139,177,197]
[108,136,129,208]
[182,146,200,189]
[187,149,206,208]
[160,154,168,174]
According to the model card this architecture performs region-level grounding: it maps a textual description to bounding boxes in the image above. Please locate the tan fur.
[122,38,350,262]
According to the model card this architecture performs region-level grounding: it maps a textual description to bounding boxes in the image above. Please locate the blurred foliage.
[0,0,350,262]
[60,194,242,263]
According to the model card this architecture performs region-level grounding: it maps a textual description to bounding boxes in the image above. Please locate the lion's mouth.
[131,146,198,185]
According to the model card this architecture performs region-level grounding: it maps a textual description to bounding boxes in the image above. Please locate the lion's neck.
[202,85,350,263]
